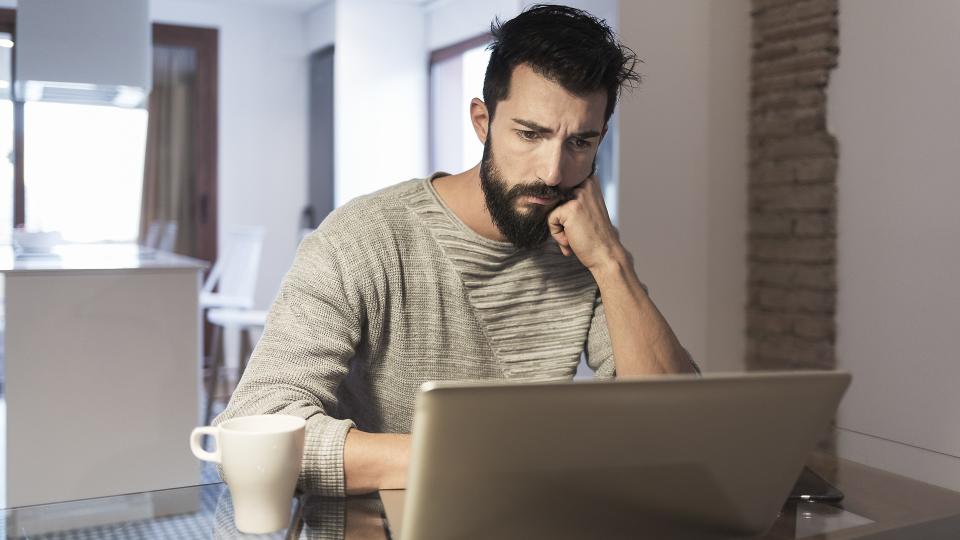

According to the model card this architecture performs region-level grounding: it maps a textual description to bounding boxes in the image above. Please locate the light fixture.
[14,0,151,108]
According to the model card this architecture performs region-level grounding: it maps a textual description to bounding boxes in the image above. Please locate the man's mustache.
[505,160,597,202]
[506,182,572,201]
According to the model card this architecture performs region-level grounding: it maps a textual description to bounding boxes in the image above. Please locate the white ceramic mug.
[190,414,306,534]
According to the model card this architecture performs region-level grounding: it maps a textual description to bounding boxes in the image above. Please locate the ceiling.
[178,0,439,14]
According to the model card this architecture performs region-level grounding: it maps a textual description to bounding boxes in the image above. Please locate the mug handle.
[190,426,222,464]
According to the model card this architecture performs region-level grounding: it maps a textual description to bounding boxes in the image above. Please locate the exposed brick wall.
[748,0,839,372]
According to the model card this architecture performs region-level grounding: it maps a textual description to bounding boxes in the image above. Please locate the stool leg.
[239,329,253,379]
[205,325,223,425]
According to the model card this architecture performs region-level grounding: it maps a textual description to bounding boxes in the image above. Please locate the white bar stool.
[205,307,268,424]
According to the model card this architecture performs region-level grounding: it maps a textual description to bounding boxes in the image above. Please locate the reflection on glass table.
[4,453,960,539]
[2,483,384,540]
[0,484,878,540]
[793,501,873,538]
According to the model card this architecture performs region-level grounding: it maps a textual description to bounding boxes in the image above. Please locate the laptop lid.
[395,370,850,540]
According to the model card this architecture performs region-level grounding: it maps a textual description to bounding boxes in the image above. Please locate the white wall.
[618,0,749,372]
[304,0,335,53]
[150,0,310,310]
[427,0,619,52]
[333,0,428,206]
[426,0,518,51]
[829,0,960,491]
[706,3,749,373]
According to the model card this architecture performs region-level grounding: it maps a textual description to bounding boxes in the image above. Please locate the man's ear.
[470,98,490,144]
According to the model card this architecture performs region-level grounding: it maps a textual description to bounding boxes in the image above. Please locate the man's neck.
[431,165,506,242]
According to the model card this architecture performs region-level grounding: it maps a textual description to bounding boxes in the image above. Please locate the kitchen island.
[1,243,206,509]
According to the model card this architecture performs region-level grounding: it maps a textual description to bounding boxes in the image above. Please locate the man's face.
[479,64,607,249]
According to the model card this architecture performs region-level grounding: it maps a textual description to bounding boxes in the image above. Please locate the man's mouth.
[525,195,557,205]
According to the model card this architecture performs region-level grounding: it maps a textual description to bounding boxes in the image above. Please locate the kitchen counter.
[0,243,206,273]
[1,243,208,508]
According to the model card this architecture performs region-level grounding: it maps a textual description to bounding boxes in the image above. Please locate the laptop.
[380,370,851,540]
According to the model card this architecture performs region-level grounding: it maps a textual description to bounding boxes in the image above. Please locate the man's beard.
[479,136,595,250]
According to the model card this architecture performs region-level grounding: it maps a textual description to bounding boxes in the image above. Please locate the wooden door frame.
[152,23,219,265]
[0,8,24,227]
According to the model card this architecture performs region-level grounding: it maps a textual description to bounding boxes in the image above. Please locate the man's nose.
[537,142,565,186]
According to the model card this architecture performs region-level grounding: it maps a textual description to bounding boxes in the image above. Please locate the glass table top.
[1,481,878,540]
[7,453,960,539]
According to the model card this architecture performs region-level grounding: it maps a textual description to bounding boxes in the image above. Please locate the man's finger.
[552,229,568,246]
[548,209,566,234]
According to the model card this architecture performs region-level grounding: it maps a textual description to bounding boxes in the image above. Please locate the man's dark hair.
[482,4,640,125]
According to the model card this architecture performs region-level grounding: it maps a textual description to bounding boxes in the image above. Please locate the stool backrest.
[202,226,265,307]
[158,221,178,253]
[143,221,163,249]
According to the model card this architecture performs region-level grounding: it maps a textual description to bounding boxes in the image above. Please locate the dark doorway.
[306,46,334,228]
[149,23,219,265]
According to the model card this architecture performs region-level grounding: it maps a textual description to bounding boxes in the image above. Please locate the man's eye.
[516,130,540,141]
[571,138,591,149]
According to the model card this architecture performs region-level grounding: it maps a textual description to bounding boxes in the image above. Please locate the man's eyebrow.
[511,118,601,139]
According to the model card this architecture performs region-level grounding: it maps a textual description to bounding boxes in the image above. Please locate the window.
[0,11,219,261]
[0,28,13,244]
[23,102,147,242]
[429,35,491,174]
[1,9,147,244]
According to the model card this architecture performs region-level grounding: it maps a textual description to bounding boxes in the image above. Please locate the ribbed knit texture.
[214,174,619,496]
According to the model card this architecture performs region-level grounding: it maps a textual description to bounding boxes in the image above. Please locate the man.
[215,4,698,498]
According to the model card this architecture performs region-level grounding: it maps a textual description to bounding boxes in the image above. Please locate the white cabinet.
[2,244,206,507]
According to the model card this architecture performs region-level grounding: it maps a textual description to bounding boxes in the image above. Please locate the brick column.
[747,0,839,371]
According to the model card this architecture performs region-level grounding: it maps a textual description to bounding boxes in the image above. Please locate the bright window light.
[430,41,491,175]
[460,45,491,171]
[0,31,11,244]
[24,102,147,243]
[0,100,11,244]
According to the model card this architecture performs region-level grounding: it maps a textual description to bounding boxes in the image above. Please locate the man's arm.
[343,430,410,494]
[221,229,417,495]
[590,250,696,375]
[549,176,696,376]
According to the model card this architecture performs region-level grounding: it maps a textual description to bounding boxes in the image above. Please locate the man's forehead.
[497,64,607,130]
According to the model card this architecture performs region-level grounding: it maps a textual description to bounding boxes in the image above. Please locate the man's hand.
[549,176,698,376]
[547,176,625,271]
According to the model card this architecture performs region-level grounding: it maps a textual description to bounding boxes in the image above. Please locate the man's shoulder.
[346,178,424,213]
[316,178,424,236]
[304,178,433,263]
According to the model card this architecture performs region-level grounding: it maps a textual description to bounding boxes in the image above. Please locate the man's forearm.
[343,429,410,495]
[591,248,697,376]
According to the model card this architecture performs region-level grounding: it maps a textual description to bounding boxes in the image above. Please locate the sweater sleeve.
[213,231,363,497]
[585,294,616,378]
[585,289,701,377]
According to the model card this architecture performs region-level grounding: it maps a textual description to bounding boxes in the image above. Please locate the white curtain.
[141,45,196,255]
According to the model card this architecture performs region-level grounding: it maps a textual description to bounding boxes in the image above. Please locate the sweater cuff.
[301,416,355,497]
[301,495,347,537]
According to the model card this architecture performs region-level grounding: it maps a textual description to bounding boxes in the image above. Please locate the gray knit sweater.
[214,175,621,496]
